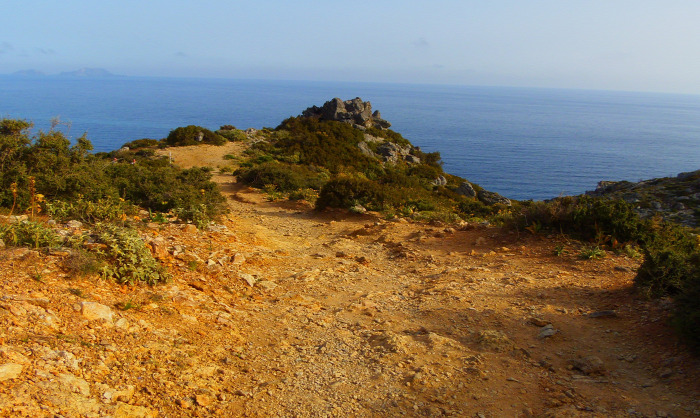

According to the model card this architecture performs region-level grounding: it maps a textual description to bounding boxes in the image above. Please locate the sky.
[1,1,699,94]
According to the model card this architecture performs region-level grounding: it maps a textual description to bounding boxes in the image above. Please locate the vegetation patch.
[165,125,226,146]
[235,117,494,220]
[0,220,59,249]
[92,223,170,285]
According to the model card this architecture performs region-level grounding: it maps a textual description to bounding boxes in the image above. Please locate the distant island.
[8,67,119,78]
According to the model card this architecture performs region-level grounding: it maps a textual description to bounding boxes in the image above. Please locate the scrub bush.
[93,223,170,285]
[165,125,226,146]
[316,178,387,211]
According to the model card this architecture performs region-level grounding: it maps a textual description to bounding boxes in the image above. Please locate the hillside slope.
[1,144,698,417]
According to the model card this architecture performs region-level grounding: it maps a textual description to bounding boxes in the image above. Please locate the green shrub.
[216,129,246,142]
[165,125,226,146]
[316,178,387,211]
[635,222,700,297]
[578,245,606,260]
[458,198,495,218]
[289,188,318,202]
[63,250,105,277]
[46,196,135,224]
[237,162,329,192]
[174,204,211,229]
[121,138,161,149]
[365,127,411,146]
[0,220,59,249]
[511,196,645,244]
[93,223,169,285]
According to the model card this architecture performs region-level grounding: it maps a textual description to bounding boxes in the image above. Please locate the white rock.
[232,253,246,264]
[256,281,278,291]
[58,372,91,396]
[0,363,23,381]
[80,301,113,323]
[114,317,129,330]
[240,273,256,286]
[66,220,83,229]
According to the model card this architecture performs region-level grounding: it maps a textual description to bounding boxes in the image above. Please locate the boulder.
[357,141,376,158]
[456,181,477,197]
[432,176,448,187]
[376,142,412,164]
[0,363,23,381]
[405,154,421,164]
[80,301,113,323]
[478,190,511,206]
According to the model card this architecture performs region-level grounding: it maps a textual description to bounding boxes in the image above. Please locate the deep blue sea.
[2,76,700,201]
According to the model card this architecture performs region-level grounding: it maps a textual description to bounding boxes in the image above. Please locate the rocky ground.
[1,144,699,417]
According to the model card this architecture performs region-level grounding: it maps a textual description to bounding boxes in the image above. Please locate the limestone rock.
[114,402,156,418]
[376,142,412,164]
[570,355,606,375]
[80,301,113,323]
[0,363,23,381]
[538,324,558,339]
[147,237,170,259]
[66,220,83,229]
[478,190,511,206]
[457,181,477,197]
[256,280,278,291]
[58,372,90,396]
[432,176,448,187]
[240,273,257,287]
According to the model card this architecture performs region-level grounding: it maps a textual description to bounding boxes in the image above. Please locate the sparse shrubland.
[0,118,226,286]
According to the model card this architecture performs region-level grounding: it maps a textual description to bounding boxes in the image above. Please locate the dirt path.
[1,144,698,417]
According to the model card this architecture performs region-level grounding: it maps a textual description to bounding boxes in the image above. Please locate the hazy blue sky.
[2,1,699,94]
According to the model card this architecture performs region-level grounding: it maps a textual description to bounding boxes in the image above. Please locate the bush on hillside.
[511,196,645,244]
[121,138,161,149]
[236,162,329,192]
[315,178,387,211]
[635,222,700,297]
[165,125,226,146]
[216,128,246,142]
[93,223,170,285]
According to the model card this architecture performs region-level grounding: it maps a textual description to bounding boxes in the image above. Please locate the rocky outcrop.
[478,190,511,206]
[586,169,700,227]
[456,182,477,198]
[376,142,413,164]
[301,97,391,129]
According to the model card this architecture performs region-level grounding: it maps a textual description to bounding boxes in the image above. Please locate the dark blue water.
[2,76,699,200]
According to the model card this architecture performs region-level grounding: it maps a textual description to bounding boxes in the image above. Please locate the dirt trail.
[1,144,698,417]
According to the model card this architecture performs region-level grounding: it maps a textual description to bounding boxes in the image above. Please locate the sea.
[2,76,700,201]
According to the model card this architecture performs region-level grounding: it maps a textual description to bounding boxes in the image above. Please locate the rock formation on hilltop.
[301,97,391,129]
